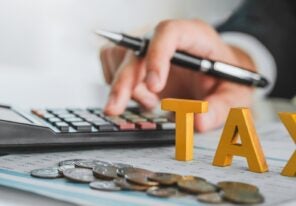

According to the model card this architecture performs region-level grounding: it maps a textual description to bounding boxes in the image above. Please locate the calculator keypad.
[31,108,175,133]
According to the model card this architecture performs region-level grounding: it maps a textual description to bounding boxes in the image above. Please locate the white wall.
[0,0,242,108]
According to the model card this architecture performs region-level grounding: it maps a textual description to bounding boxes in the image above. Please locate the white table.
[0,96,295,206]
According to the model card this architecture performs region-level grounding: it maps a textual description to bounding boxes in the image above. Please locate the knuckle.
[155,20,176,33]
[192,19,216,35]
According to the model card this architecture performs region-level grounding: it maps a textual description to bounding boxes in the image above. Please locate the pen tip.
[94,29,123,42]
[257,77,269,88]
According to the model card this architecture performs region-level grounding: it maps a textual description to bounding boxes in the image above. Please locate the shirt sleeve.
[217,0,296,99]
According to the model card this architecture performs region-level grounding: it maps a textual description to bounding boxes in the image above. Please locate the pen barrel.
[121,35,147,54]
[171,52,202,68]
[118,34,268,88]
[210,62,268,87]
[171,52,267,87]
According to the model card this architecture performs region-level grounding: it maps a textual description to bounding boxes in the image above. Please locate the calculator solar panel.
[0,105,175,152]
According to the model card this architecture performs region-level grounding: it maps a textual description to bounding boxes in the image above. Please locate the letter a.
[278,112,296,177]
[161,98,208,161]
[212,108,268,173]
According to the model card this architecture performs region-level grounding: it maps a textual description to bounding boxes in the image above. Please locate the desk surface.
[0,98,295,206]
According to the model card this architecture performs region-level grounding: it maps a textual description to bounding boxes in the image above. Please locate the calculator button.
[123,114,141,120]
[129,118,147,123]
[48,117,61,123]
[151,118,168,123]
[48,109,69,115]
[106,116,125,122]
[158,122,175,130]
[92,121,114,131]
[92,109,104,116]
[140,112,158,119]
[84,116,102,122]
[111,118,127,124]
[43,113,55,120]
[87,107,101,112]
[68,108,83,113]
[71,122,92,132]
[136,122,156,130]
[73,110,91,116]
[115,122,136,130]
[64,117,83,123]
[55,122,69,132]
[122,110,133,115]
[57,114,76,119]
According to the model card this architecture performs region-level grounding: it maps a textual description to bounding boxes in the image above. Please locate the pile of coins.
[30,159,264,204]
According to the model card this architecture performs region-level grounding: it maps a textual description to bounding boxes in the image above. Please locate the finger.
[132,83,159,110]
[100,45,113,84]
[145,19,221,93]
[104,52,145,115]
[194,84,253,132]
[100,45,127,84]
[109,46,127,77]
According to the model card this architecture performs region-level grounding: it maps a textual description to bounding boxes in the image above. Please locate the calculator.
[0,104,175,152]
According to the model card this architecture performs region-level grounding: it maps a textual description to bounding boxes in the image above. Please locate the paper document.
[0,120,295,205]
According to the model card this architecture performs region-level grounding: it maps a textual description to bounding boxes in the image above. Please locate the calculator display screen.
[0,107,31,124]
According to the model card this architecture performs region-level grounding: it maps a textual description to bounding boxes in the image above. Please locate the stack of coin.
[30,159,265,204]
[218,181,264,204]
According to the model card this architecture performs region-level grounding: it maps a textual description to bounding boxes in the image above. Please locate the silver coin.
[75,159,111,169]
[58,165,75,174]
[93,165,118,180]
[58,159,85,166]
[112,163,133,169]
[217,181,259,193]
[177,179,218,194]
[114,178,150,191]
[147,187,178,198]
[125,173,158,186]
[148,172,182,185]
[63,168,96,183]
[117,167,154,177]
[31,167,61,179]
[90,181,121,191]
[222,189,264,204]
[197,192,224,204]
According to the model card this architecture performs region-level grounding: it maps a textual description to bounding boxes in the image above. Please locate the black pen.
[95,30,269,88]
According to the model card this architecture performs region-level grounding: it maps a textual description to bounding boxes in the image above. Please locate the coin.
[181,175,205,181]
[31,167,61,179]
[58,165,75,174]
[114,178,150,191]
[125,173,158,186]
[117,167,154,177]
[148,172,182,185]
[89,181,121,191]
[93,165,118,180]
[112,163,133,169]
[58,159,85,166]
[75,159,111,169]
[177,179,218,194]
[63,168,96,183]
[217,181,259,193]
[146,187,178,198]
[222,189,264,204]
[197,193,224,204]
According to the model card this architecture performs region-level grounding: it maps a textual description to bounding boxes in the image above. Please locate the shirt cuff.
[220,32,277,98]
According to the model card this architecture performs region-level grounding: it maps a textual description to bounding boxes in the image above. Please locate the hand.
[100,19,255,132]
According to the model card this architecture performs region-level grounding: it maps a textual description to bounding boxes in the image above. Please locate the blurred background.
[0,0,242,108]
